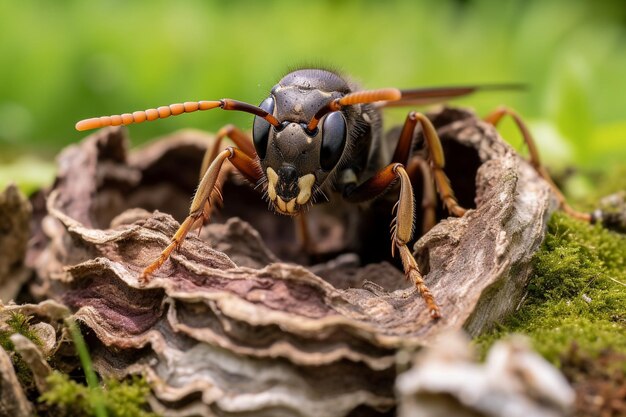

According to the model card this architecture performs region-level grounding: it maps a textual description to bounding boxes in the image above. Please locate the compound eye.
[252,96,275,160]
[320,112,347,171]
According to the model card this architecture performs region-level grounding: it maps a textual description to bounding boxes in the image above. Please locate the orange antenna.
[307,88,401,132]
[75,99,280,131]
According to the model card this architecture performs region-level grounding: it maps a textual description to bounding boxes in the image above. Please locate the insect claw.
[429,307,442,319]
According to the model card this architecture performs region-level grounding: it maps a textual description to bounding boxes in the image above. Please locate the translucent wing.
[382,84,525,108]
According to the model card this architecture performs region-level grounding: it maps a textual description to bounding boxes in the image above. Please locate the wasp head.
[252,80,348,216]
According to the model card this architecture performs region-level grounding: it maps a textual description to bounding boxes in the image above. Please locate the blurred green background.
[1,0,625,194]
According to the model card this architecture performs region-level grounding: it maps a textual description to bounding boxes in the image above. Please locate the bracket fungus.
[16,107,557,416]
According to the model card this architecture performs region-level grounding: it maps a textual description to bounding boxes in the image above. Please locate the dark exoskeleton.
[76,68,592,318]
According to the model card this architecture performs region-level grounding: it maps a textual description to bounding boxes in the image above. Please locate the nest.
[7,107,555,416]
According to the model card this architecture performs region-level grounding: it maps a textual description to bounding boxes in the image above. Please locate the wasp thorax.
[266,166,315,215]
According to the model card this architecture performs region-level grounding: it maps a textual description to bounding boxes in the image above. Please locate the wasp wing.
[381,84,525,108]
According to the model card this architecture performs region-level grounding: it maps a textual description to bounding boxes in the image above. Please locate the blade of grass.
[66,317,108,417]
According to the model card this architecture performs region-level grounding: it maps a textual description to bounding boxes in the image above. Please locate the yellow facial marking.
[276,196,287,212]
[267,169,314,214]
[296,174,315,205]
[266,167,278,201]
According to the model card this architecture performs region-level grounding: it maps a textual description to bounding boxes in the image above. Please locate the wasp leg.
[406,156,437,234]
[394,111,466,217]
[195,125,257,229]
[344,163,441,319]
[485,107,591,222]
[140,147,261,284]
[388,113,439,233]
[199,124,256,179]
[294,213,315,254]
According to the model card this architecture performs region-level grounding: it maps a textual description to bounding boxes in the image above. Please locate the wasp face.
[252,89,348,216]
[259,120,319,215]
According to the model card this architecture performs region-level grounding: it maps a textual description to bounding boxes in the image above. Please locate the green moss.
[0,311,43,350]
[476,212,626,367]
[39,371,91,414]
[38,318,156,417]
[0,313,156,416]
[103,377,157,417]
[0,311,44,387]
[40,372,158,417]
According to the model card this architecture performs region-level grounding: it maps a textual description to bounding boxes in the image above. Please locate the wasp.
[76,68,592,318]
